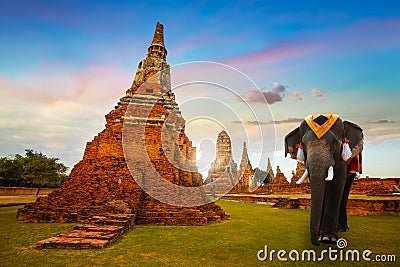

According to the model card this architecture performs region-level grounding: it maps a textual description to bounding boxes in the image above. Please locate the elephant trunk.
[310,179,326,246]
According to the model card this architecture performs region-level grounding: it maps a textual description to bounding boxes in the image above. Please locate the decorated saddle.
[297,113,357,168]
[305,113,339,139]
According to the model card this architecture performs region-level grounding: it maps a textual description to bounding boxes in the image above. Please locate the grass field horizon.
[2,192,399,206]
[0,200,398,266]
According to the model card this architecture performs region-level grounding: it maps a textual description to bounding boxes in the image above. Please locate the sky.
[1,0,400,180]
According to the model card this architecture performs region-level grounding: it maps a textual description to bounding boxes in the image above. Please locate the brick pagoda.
[232,142,256,193]
[266,158,275,181]
[204,131,238,194]
[17,22,229,248]
[205,131,256,194]
[272,166,289,184]
[290,161,308,184]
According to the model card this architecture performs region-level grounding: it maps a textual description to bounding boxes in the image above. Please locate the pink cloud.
[338,18,400,48]
[290,91,303,101]
[0,64,131,107]
[169,38,210,58]
[366,120,395,124]
[0,76,59,105]
[223,42,321,68]
[0,63,134,168]
[221,18,400,70]
[365,126,400,144]
[231,117,303,126]
[311,88,323,97]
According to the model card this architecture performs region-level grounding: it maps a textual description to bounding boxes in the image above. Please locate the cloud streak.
[365,125,400,144]
[0,64,132,168]
[239,83,287,105]
[231,117,303,126]
[0,64,129,107]
[222,18,400,70]
[289,91,303,101]
[239,84,326,105]
[223,42,321,68]
[311,88,323,97]
[366,120,395,124]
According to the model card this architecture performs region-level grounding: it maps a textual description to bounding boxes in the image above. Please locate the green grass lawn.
[0,201,399,266]
[0,195,44,205]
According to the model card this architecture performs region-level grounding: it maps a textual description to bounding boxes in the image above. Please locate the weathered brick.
[17,22,228,249]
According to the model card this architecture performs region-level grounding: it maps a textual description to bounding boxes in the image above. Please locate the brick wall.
[0,187,53,196]
[252,178,399,195]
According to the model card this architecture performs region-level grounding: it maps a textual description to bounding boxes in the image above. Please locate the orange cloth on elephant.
[305,114,339,139]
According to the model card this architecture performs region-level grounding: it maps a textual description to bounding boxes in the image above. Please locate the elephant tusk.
[296,147,305,162]
[325,166,334,181]
[296,169,308,184]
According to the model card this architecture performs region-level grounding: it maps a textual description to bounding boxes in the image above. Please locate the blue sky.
[1,0,399,179]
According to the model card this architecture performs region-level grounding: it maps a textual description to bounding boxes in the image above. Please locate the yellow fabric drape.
[305,114,339,139]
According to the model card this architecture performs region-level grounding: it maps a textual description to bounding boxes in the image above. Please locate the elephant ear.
[344,121,363,159]
[285,127,301,158]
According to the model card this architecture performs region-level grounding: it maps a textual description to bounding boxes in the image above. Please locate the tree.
[254,168,268,185]
[23,151,68,196]
[0,149,68,193]
[0,154,25,186]
[264,173,272,184]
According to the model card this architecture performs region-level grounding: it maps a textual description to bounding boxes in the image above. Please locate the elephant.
[285,114,363,246]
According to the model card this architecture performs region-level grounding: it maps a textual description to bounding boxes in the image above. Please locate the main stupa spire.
[121,22,170,102]
[148,22,167,59]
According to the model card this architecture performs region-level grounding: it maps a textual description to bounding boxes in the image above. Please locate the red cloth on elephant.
[349,153,362,174]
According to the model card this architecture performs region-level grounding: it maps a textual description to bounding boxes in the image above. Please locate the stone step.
[85,213,135,225]
[135,216,208,226]
[137,210,202,218]
[205,215,222,223]
[137,207,201,213]
[33,197,229,249]
[36,236,110,249]
[35,212,135,249]
[87,219,130,226]
[36,225,127,249]
[272,199,288,208]
[73,224,126,232]
[88,213,135,219]
[272,199,299,209]
[137,203,200,210]
[59,229,120,240]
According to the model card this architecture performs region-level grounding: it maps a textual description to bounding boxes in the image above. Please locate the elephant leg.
[310,179,326,246]
[319,164,347,243]
[338,172,356,232]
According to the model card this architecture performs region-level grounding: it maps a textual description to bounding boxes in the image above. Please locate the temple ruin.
[232,142,256,192]
[204,131,238,193]
[205,131,256,194]
[17,22,229,248]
